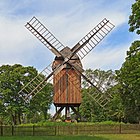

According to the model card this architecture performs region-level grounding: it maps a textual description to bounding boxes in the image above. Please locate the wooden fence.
[0,124,140,136]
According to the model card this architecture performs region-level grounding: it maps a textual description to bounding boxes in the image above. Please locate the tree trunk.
[18,112,21,124]
[43,108,48,120]
[12,114,16,125]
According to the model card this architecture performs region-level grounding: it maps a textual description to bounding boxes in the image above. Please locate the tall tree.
[129,0,140,34]
[116,41,140,123]
[0,64,37,125]
[0,64,53,124]
[80,69,117,122]
[107,84,124,122]
[82,69,116,91]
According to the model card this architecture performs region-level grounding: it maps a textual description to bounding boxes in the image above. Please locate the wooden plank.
[62,70,66,104]
[53,59,82,105]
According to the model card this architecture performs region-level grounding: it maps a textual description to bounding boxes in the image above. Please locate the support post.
[71,106,81,121]
[52,106,64,121]
[65,106,70,119]
[65,106,71,122]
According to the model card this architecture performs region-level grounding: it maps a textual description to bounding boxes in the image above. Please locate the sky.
[0,0,138,72]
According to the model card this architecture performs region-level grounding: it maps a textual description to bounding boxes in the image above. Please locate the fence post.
[12,125,14,136]
[57,126,59,135]
[119,123,121,134]
[33,125,35,136]
[0,123,3,136]
[77,125,79,135]
[54,126,57,136]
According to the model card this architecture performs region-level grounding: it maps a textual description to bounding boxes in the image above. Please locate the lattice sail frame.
[70,64,113,108]
[25,16,64,57]
[81,78,113,108]
[18,16,115,108]
[18,63,53,102]
[71,18,115,60]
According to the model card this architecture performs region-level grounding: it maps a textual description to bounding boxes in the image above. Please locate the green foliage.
[129,0,140,34]
[94,121,124,125]
[29,83,53,122]
[80,89,106,122]
[19,121,123,127]
[106,85,124,122]
[80,69,118,122]
[0,64,37,125]
[116,41,140,123]
[82,69,116,89]
[0,64,53,125]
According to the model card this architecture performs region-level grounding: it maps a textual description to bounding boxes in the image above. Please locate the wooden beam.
[52,106,64,121]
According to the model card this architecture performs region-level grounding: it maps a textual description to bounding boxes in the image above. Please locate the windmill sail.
[21,16,115,110]
[67,63,112,108]
[71,18,115,60]
[85,87,111,108]
[18,63,53,102]
[25,16,65,57]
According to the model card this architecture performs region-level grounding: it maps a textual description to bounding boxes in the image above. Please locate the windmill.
[18,16,115,121]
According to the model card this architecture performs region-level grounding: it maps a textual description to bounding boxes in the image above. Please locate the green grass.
[0,134,140,140]
[97,134,140,140]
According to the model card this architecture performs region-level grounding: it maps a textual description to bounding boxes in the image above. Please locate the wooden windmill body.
[52,47,82,119]
[18,16,115,121]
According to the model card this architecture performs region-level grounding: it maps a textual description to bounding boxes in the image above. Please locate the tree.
[80,88,107,122]
[0,64,38,125]
[0,64,53,125]
[107,84,124,122]
[116,41,140,123]
[129,0,140,34]
[80,69,117,122]
[29,83,53,122]
[82,69,116,91]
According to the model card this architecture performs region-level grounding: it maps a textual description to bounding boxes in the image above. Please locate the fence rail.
[0,124,140,136]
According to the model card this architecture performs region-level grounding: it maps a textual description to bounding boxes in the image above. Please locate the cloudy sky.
[0,0,138,72]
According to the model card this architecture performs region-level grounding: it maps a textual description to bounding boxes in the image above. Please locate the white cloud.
[36,0,134,47]
[82,44,129,71]
[0,17,30,64]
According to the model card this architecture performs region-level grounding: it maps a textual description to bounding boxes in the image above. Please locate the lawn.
[0,134,140,140]
[98,134,140,140]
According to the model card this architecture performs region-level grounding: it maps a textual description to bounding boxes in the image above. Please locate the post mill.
[18,17,114,121]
